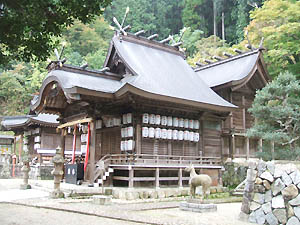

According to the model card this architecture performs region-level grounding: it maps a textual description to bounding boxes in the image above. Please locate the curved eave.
[115,84,237,112]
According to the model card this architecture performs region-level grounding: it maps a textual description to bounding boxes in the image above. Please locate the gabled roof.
[31,33,236,114]
[1,113,59,130]
[194,49,270,90]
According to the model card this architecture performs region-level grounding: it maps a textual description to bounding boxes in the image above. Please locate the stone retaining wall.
[240,160,300,225]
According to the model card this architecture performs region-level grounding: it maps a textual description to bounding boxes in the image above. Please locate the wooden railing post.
[178,168,183,188]
[155,167,160,189]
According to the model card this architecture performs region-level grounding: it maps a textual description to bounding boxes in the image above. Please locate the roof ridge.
[194,49,260,72]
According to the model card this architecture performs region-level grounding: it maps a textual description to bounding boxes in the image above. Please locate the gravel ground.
[0,179,253,225]
[0,203,139,225]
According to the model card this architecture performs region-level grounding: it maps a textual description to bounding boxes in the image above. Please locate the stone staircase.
[93,158,114,185]
[232,179,246,196]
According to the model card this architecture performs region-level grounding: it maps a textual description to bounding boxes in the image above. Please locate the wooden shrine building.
[29,32,269,188]
[0,113,72,164]
[195,49,270,159]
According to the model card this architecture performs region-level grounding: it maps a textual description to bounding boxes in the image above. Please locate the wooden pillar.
[89,121,96,186]
[242,95,246,130]
[201,120,204,156]
[13,136,17,155]
[60,129,65,158]
[155,167,159,189]
[221,136,225,161]
[167,141,172,155]
[178,168,183,188]
[129,167,134,188]
[231,135,235,158]
[135,124,141,154]
[246,137,250,159]
[19,134,23,163]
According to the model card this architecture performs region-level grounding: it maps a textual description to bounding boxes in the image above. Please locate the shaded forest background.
[0,0,299,116]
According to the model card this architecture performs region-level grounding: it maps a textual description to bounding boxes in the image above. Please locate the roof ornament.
[112,7,130,36]
[259,37,265,50]
[80,63,88,70]
[204,59,214,64]
[147,34,158,40]
[223,52,233,58]
[245,30,255,51]
[159,36,172,44]
[196,62,206,67]
[99,67,110,73]
[134,30,145,36]
[234,49,244,54]
[213,56,223,61]
[123,25,131,31]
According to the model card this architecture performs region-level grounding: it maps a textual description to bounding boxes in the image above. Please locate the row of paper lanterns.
[142,127,200,142]
[142,113,199,129]
[121,127,134,138]
[120,140,135,151]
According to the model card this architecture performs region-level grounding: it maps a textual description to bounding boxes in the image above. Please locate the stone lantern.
[50,146,65,198]
[20,153,31,189]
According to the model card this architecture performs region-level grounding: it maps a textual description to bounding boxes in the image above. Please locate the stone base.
[20,184,31,190]
[50,190,65,198]
[93,195,112,205]
[180,201,217,213]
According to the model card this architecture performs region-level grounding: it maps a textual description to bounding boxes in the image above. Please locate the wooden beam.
[57,118,93,129]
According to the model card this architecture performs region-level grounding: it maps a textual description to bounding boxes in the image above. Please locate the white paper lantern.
[178,130,184,140]
[142,127,149,137]
[172,130,178,140]
[189,132,194,141]
[179,118,184,128]
[124,141,128,150]
[142,113,149,124]
[173,117,179,127]
[167,116,173,126]
[149,127,155,138]
[122,114,127,124]
[81,145,87,153]
[194,120,200,129]
[96,120,102,129]
[161,129,167,139]
[161,116,167,126]
[113,118,121,126]
[127,126,134,137]
[155,128,161,138]
[183,131,189,140]
[155,115,161,125]
[34,136,41,143]
[167,129,172,139]
[81,134,87,142]
[120,141,125,151]
[121,128,126,138]
[194,133,200,142]
[127,140,135,150]
[189,120,194,129]
[124,127,128,137]
[184,119,189,128]
[149,114,156,124]
[127,113,132,124]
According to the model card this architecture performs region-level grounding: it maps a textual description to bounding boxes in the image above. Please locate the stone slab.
[179,201,217,213]
[93,195,112,205]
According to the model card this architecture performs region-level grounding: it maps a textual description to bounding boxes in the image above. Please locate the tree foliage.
[242,0,300,78]
[0,0,111,65]
[247,72,300,151]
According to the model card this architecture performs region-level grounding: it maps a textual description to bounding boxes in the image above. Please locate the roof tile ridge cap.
[195,49,260,72]
[115,34,184,57]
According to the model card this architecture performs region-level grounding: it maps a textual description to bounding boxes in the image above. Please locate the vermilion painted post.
[84,123,91,171]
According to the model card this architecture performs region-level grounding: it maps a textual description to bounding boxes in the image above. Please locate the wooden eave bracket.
[57,118,93,129]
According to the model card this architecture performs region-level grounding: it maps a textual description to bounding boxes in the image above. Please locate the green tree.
[247,72,300,153]
[243,0,300,78]
[0,62,47,115]
[0,0,112,65]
